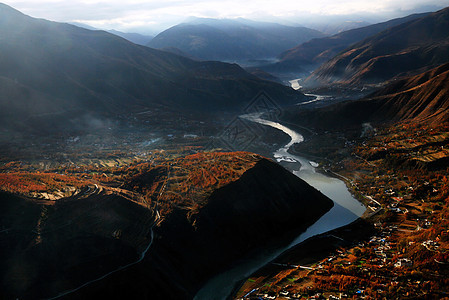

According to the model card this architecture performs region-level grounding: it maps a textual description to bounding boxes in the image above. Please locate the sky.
[4,0,449,34]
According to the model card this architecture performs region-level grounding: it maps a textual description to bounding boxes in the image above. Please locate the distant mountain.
[0,4,303,134]
[107,30,153,46]
[69,22,97,30]
[307,7,449,87]
[147,18,325,61]
[284,63,449,129]
[70,24,154,45]
[264,12,429,73]
[312,20,371,35]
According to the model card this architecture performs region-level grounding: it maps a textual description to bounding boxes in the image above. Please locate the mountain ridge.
[0,152,333,299]
[267,12,430,73]
[306,7,449,87]
[0,3,303,134]
[147,18,325,61]
[283,62,449,130]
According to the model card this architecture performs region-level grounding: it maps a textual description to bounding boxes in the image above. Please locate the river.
[289,77,333,106]
[195,113,365,300]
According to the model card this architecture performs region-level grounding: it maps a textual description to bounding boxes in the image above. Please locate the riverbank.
[199,115,364,299]
[233,218,376,299]
[195,115,365,299]
[234,121,449,299]
[226,115,370,299]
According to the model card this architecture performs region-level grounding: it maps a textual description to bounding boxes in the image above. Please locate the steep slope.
[364,62,449,125]
[284,63,449,130]
[268,13,429,73]
[0,152,333,299]
[307,7,449,87]
[147,18,324,61]
[65,158,334,299]
[0,4,303,133]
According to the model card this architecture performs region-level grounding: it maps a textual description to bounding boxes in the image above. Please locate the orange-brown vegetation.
[0,150,263,222]
[122,151,262,218]
[236,122,449,299]
[0,172,87,195]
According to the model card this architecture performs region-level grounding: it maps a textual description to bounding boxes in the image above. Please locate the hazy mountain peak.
[148,18,324,62]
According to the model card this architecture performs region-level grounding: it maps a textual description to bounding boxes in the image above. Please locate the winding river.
[195,114,365,300]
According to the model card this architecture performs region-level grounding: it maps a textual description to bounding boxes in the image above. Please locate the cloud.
[4,0,449,33]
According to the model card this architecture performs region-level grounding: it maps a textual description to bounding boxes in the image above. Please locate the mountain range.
[283,62,449,130]
[70,23,154,46]
[266,12,429,73]
[147,18,325,61]
[1,2,449,299]
[307,7,449,87]
[0,4,303,134]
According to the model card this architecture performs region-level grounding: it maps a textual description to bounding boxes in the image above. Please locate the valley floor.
[2,108,449,299]
[234,122,449,299]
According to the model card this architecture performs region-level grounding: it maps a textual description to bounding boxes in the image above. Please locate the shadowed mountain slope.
[284,63,449,130]
[307,7,449,87]
[0,153,333,299]
[0,4,303,133]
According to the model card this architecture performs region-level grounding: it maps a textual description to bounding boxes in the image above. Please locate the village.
[236,122,449,299]
[1,113,448,299]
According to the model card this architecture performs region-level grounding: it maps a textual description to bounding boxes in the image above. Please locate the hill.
[0,4,303,134]
[307,7,449,87]
[283,62,449,130]
[234,52,449,300]
[366,62,449,125]
[147,18,324,61]
[235,67,449,300]
[0,152,333,299]
[267,13,429,73]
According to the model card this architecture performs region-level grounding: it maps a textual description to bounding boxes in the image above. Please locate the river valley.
[195,113,365,299]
